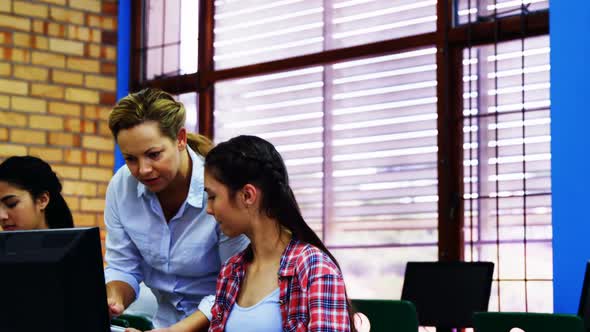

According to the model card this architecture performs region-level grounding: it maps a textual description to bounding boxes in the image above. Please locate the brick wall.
[0,0,118,236]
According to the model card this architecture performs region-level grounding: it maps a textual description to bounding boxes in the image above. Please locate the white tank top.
[224,288,283,332]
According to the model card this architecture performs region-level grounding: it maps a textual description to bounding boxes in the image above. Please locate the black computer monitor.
[401,261,494,328]
[0,227,110,332]
[578,261,590,331]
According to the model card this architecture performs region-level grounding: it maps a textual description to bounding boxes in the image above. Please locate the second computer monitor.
[401,261,494,328]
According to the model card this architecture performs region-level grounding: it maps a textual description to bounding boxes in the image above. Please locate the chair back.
[111,314,154,331]
[473,312,585,332]
[352,299,418,332]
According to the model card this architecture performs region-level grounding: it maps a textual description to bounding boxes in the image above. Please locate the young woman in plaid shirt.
[204,135,356,332]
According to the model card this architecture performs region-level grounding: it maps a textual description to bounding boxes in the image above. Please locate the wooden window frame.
[130,0,548,266]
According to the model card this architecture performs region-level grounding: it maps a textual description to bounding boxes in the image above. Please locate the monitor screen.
[578,261,590,331]
[401,261,494,328]
[0,227,110,332]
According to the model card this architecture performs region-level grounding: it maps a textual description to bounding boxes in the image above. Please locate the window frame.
[130,0,549,297]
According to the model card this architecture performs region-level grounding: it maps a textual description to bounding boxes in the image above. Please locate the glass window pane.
[214,1,437,69]
[215,67,326,237]
[333,246,437,299]
[527,281,553,313]
[163,45,180,76]
[144,0,199,80]
[164,0,181,44]
[214,0,324,69]
[146,47,163,80]
[328,48,438,247]
[462,35,551,312]
[457,0,549,25]
[146,0,164,47]
[330,0,436,49]
[176,92,199,134]
[180,0,199,74]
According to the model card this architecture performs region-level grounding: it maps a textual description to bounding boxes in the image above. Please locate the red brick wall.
[0,0,118,235]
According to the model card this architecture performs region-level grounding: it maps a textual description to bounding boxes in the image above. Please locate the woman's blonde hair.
[109,88,212,157]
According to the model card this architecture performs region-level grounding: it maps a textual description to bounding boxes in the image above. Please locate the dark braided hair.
[205,135,356,331]
[0,156,73,229]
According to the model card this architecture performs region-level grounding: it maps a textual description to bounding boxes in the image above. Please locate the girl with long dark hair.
[204,135,355,332]
[0,156,73,230]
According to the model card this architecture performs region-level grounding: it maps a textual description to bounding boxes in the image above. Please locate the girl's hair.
[205,135,356,330]
[0,156,73,229]
[109,88,213,157]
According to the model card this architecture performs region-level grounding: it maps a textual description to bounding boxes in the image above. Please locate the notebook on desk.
[401,261,494,328]
[0,227,127,332]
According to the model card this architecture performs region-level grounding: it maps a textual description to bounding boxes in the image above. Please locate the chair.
[473,312,585,332]
[351,299,418,332]
[111,314,154,331]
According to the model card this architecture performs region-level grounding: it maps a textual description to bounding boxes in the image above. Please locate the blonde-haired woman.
[104,88,249,332]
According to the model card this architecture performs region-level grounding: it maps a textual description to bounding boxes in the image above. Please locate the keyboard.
[111,324,127,332]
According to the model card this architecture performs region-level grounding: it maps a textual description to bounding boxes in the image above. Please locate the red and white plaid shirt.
[208,239,351,332]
